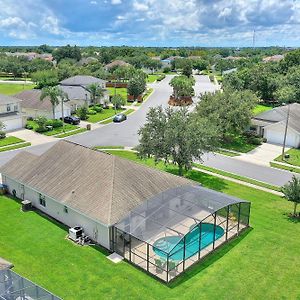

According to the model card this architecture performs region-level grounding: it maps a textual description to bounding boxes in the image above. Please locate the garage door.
[265,128,298,147]
[3,118,23,131]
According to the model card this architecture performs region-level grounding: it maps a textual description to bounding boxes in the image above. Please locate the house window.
[39,194,46,207]
[64,206,68,213]
[6,104,11,112]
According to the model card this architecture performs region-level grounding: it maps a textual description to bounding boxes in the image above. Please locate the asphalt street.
[0,75,296,186]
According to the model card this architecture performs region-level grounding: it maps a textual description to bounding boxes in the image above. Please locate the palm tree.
[281,175,300,216]
[40,86,65,119]
[87,83,105,105]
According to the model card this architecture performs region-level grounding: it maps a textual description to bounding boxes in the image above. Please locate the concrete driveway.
[7,129,55,146]
[234,143,290,166]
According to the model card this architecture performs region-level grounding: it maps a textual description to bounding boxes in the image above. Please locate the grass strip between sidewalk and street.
[55,128,87,138]
[270,162,300,174]
[0,142,31,152]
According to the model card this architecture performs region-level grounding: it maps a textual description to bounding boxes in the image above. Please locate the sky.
[0,0,299,47]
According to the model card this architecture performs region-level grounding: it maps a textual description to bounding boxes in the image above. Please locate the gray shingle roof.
[0,141,193,225]
[105,60,130,69]
[14,89,64,111]
[0,93,20,105]
[59,85,90,101]
[60,75,105,86]
[253,103,300,134]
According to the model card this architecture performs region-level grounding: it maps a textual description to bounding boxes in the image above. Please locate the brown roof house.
[104,60,130,70]
[14,89,71,120]
[0,140,251,282]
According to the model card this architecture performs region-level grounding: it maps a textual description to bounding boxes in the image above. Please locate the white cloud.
[111,0,122,4]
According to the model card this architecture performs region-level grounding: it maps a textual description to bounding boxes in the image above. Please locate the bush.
[92,105,103,113]
[87,109,97,115]
[51,119,63,128]
[36,127,48,133]
[163,67,171,73]
[25,123,34,130]
[27,116,33,121]
[157,74,166,81]
[0,131,6,139]
[76,105,89,120]
[248,137,263,145]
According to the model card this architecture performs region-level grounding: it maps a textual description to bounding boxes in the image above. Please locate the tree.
[169,76,194,98]
[195,89,258,138]
[182,60,193,77]
[52,45,81,62]
[40,86,66,119]
[138,106,219,176]
[31,70,59,89]
[274,86,297,104]
[76,105,89,120]
[111,94,126,113]
[35,116,48,132]
[87,83,105,105]
[281,175,300,216]
[0,121,6,139]
[127,75,146,100]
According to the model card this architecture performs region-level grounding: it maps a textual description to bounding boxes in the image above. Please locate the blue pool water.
[153,223,224,261]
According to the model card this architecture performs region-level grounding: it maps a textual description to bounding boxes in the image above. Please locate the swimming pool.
[153,223,224,261]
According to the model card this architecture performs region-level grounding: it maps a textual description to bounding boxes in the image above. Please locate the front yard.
[274,148,300,167]
[0,136,31,152]
[0,151,299,299]
[26,120,79,136]
[220,134,261,153]
[87,107,125,123]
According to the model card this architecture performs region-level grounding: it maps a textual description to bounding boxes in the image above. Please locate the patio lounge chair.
[168,261,177,277]
[155,258,165,274]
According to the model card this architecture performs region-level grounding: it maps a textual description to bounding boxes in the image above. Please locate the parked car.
[113,113,127,123]
[64,116,80,125]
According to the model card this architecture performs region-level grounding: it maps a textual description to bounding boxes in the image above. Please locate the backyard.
[106,87,127,101]
[0,83,35,95]
[0,151,299,299]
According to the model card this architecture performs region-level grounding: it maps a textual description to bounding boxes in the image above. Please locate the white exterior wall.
[22,105,71,120]
[3,175,111,249]
[264,126,300,148]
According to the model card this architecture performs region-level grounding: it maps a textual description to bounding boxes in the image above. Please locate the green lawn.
[55,128,87,138]
[0,150,299,299]
[0,142,31,152]
[147,74,160,83]
[0,83,35,95]
[93,145,125,150]
[0,136,25,147]
[216,149,240,157]
[270,162,300,174]
[253,104,273,116]
[274,148,300,167]
[220,135,258,153]
[87,107,125,123]
[26,120,79,136]
[107,87,127,101]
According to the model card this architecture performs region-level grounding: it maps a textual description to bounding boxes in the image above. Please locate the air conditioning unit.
[69,226,83,242]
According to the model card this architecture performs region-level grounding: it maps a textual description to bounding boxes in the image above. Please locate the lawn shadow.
[168,227,253,288]
[283,212,300,223]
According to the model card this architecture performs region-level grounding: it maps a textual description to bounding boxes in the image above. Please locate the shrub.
[76,105,89,120]
[0,131,6,139]
[249,137,263,145]
[27,116,33,121]
[92,105,103,113]
[35,116,48,132]
[51,119,63,128]
[25,123,34,130]
[157,74,166,81]
[87,109,97,115]
[163,67,171,73]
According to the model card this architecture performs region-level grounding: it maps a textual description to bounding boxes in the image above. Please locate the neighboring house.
[104,60,130,70]
[14,90,71,120]
[262,54,284,63]
[59,75,108,112]
[0,140,250,282]
[0,94,23,131]
[252,103,300,148]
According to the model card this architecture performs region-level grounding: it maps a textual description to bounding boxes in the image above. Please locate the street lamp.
[281,102,290,160]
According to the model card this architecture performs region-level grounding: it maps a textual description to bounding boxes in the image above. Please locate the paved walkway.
[235,143,290,166]
[7,129,55,146]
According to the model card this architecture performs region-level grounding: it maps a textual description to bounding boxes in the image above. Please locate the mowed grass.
[0,136,25,147]
[87,107,124,123]
[0,83,35,95]
[274,148,300,167]
[253,104,273,116]
[0,150,299,299]
[107,87,127,101]
[220,135,258,153]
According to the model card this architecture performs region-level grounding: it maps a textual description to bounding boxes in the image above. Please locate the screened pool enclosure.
[113,185,250,282]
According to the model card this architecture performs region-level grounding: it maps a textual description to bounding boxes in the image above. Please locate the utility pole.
[281,103,290,160]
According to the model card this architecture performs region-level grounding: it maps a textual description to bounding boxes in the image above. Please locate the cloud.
[0,0,299,46]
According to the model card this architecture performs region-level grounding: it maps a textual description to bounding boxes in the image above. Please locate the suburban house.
[252,103,300,148]
[104,60,130,70]
[14,89,71,120]
[0,140,250,282]
[0,94,23,131]
[59,75,108,112]
[262,54,284,63]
